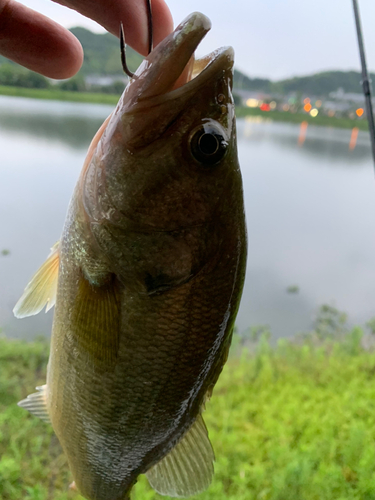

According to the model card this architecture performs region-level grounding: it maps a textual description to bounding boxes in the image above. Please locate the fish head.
[84,12,238,232]
[82,12,244,291]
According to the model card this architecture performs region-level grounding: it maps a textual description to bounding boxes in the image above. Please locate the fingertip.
[151,0,174,47]
[0,1,84,79]
[37,0,174,61]
[48,29,84,79]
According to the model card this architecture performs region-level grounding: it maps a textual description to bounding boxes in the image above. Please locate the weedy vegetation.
[2,305,375,500]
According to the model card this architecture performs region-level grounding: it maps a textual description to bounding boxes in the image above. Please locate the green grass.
[2,323,375,499]
[0,85,119,105]
[236,107,369,131]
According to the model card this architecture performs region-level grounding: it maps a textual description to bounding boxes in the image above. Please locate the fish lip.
[164,46,234,101]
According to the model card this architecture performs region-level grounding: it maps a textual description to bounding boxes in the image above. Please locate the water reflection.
[238,119,371,164]
[1,96,375,340]
[0,96,112,149]
[0,112,103,148]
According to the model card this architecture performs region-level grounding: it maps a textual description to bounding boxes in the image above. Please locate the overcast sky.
[20,0,375,80]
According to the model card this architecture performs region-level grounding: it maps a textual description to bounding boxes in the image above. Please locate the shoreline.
[236,106,369,131]
[0,85,119,105]
[0,85,369,131]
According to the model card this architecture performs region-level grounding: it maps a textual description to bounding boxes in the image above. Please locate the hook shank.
[120,0,153,79]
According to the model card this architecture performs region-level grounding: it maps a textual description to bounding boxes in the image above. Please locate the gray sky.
[20,0,375,80]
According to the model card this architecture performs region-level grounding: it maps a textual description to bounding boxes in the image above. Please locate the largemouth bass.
[15,12,247,500]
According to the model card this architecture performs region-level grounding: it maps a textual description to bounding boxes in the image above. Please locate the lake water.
[0,96,374,340]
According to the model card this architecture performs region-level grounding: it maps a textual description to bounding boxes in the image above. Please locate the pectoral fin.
[70,274,121,365]
[13,242,60,318]
[146,414,214,497]
[18,385,50,423]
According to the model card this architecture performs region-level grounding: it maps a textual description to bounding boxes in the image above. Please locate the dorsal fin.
[146,414,214,497]
[18,385,50,423]
[13,242,60,318]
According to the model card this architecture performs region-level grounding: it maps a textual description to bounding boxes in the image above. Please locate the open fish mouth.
[120,12,234,109]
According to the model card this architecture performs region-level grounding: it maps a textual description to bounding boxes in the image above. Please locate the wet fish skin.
[15,12,247,500]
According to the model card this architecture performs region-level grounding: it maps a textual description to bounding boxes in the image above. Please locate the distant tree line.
[69,27,143,75]
[0,64,50,89]
[233,69,372,97]
[0,63,126,95]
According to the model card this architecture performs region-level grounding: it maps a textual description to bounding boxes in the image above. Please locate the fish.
[14,11,247,500]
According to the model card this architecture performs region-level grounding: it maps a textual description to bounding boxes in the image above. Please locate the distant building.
[323,100,352,113]
[234,89,272,106]
[328,87,375,106]
[329,88,365,103]
[85,75,129,87]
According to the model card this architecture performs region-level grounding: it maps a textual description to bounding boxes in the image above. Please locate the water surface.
[0,96,374,340]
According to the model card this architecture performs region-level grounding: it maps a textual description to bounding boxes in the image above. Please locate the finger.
[53,0,174,55]
[0,0,83,78]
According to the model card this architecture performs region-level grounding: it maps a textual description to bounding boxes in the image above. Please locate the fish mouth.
[121,12,234,110]
[154,46,234,104]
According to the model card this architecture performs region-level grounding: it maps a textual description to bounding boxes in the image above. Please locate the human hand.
[0,0,173,79]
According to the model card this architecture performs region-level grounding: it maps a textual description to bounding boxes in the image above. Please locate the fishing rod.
[352,0,375,168]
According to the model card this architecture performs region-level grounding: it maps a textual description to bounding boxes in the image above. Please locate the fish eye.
[190,124,228,165]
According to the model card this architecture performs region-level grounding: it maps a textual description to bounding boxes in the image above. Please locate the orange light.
[356,108,364,117]
[304,98,310,104]
[304,103,312,112]
[260,103,271,112]
[298,121,308,146]
[349,127,359,151]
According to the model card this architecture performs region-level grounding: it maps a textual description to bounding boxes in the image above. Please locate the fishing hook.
[120,0,154,79]
[146,0,153,54]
